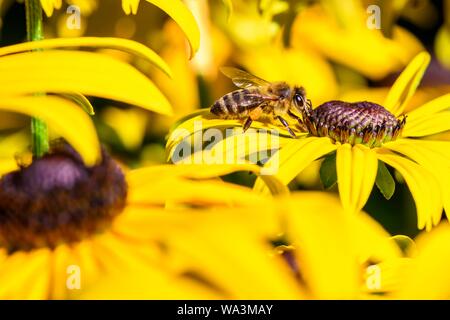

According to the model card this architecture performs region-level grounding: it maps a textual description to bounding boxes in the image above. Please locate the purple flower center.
[0,144,127,252]
[302,101,406,147]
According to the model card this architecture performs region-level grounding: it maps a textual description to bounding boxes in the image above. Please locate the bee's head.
[292,87,311,115]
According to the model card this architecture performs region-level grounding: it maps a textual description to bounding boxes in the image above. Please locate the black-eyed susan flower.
[0,131,284,298]
[167,51,450,231]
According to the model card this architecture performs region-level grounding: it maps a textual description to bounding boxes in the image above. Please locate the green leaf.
[375,161,396,200]
[319,152,337,189]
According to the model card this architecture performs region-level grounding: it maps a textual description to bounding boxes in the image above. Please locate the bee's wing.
[220,67,270,88]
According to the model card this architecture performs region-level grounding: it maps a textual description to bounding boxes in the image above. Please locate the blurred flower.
[82,192,402,299]
[223,0,280,49]
[100,107,148,151]
[168,52,450,231]
[0,152,282,298]
[291,2,423,80]
[0,131,30,176]
[435,0,450,70]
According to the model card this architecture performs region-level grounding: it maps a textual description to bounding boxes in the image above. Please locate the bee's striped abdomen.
[211,88,264,119]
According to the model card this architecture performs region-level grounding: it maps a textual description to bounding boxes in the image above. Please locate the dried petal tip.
[304,101,406,147]
[0,144,127,252]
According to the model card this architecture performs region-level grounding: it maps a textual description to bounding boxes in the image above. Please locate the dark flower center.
[302,101,406,147]
[0,144,127,252]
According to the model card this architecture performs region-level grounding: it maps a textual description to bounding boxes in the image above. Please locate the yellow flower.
[167,51,450,231]
[0,155,283,298]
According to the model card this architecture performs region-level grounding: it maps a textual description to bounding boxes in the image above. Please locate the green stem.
[25,0,49,158]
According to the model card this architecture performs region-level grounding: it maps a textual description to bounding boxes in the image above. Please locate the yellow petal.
[406,93,450,122]
[128,175,269,207]
[167,127,291,168]
[253,137,337,194]
[40,0,62,17]
[81,265,222,299]
[403,111,450,137]
[284,193,359,299]
[142,0,200,59]
[336,144,378,213]
[60,92,95,115]
[393,139,450,162]
[166,109,299,156]
[122,0,140,15]
[397,224,450,299]
[354,214,403,264]
[385,139,449,224]
[0,96,100,165]
[0,50,172,116]
[0,249,51,299]
[0,37,172,77]
[116,204,282,244]
[127,163,288,196]
[167,216,304,299]
[222,0,233,20]
[0,131,29,175]
[376,149,442,230]
[384,51,430,116]
[373,257,413,294]
[0,158,19,177]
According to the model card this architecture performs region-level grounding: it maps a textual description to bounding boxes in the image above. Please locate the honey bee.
[210,67,311,137]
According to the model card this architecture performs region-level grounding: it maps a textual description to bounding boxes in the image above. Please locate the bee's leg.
[287,110,300,121]
[277,116,296,138]
[243,117,253,132]
[288,110,308,132]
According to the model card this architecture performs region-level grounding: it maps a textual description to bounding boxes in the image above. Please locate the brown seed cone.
[0,144,127,253]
